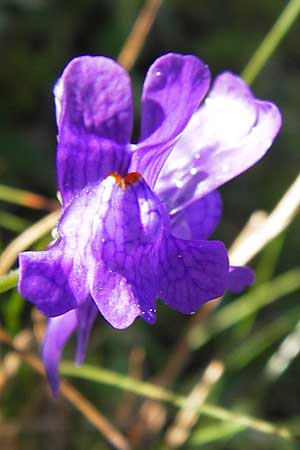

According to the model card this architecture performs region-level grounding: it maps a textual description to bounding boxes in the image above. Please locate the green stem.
[242,0,300,85]
[0,211,30,233]
[60,362,294,441]
[0,184,55,210]
[188,269,300,349]
[0,269,19,293]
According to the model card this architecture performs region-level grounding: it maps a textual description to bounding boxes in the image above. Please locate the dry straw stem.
[164,360,224,449]
[0,327,132,450]
[118,0,163,71]
[0,210,60,276]
[229,171,300,265]
[0,330,33,395]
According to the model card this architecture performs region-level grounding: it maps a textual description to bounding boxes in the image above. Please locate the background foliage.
[1,1,300,449]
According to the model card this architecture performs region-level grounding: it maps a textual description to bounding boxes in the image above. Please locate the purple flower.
[18,54,281,394]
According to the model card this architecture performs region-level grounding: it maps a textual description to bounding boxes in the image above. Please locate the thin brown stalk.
[60,382,132,450]
[118,0,163,71]
[31,308,46,344]
[0,330,33,396]
[0,327,132,450]
[0,210,60,275]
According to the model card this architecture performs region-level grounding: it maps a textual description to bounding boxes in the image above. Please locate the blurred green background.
[1,1,300,449]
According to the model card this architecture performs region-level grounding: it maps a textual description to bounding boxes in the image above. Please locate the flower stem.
[0,211,30,233]
[188,269,300,349]
[242,0,300,85]
[60,362,295,441]
[118,0,163,71]
[0,210,60,275]
[0,184,57,210]
[0,269,19,293]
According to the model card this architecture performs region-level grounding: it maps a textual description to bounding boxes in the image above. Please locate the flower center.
[109,172,142,189]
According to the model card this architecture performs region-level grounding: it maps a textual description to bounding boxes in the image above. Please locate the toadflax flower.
[18,53,281,394]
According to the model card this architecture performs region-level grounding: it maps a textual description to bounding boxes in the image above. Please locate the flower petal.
[18,240,89,317]
[91,261,157,329]
[158,234,229,313]
[130,53,210,188]
[227,266,255,294]
[156,72,281,206]
[75,298,98,365]
[89,173,166,328]
[55,56,133,205]
[160,184,222,240]
[42,309,77,396]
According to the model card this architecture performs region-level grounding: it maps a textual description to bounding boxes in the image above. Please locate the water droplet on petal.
[177,254,183,258]
[51,227,59,240]
[175,179,184,188]
[190,167,197,175]
[156,71,162,77]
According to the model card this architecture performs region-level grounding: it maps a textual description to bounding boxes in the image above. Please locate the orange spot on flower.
[110,172,142,189]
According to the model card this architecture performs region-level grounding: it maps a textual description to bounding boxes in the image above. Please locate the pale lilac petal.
[92,269,142,329]
[160,184,222,240]
[75,298,98,365]
[90,174,165,328]
[91,262,157,329]
[156,72,281,206]
[195,71,257,144]
[55,56,133,205]
[158,234,229,313]
[130,53,210,188]
[18,240,89,317]
[228,266,255,294]
[42,310,77,396]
